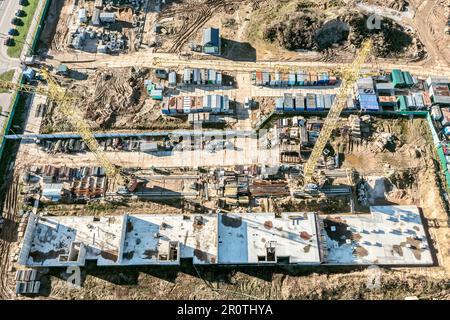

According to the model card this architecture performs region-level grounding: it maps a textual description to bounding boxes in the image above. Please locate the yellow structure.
[0,69,126,186]
[302,39,373,185]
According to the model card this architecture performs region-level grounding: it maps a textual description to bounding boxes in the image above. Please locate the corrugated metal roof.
[391,69,406,87]
[203,27,220,47]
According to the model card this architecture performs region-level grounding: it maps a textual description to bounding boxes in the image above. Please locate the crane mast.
[302,39,373,185]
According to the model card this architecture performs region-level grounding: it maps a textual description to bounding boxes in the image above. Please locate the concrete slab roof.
[217,212,322,265]
[323,206,433,266]
[121,214,217,265]
[19,206,432,268]
[20,213,217,267]
[22,215,123,267]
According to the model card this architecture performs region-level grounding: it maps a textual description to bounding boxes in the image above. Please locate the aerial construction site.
[0,0,450,301]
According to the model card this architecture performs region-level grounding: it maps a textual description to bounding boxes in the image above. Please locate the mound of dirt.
[315,19,350,50]
[263,12,322,50]
[263,6,423,59]
[340,10,422,58]
[263,11,323,51]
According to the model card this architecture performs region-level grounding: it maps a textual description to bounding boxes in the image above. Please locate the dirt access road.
[43,0,450,76]
[409,0,450,68]
[47,49,450,78]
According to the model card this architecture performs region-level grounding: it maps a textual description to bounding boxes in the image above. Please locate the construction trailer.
[202,27,221,55]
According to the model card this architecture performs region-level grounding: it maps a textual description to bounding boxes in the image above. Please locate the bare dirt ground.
[43,0,450,70]
[40,67,190,132]
[409,0,450,68]
[2,0,450,300]
[43,198,185,217]
[0,175,22,299]
[40,264,450,300]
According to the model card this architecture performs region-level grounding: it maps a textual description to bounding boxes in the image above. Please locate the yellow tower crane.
[302,39,373,187]
[0,68,128,186]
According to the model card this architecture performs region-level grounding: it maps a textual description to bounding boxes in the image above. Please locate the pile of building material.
[67,0,147,53]
[15,269,40,295]
[38,136,164,154]
[97,30,126,53]
[24,165,109,203]
[249,180,290,197]
[371,132,396,153]
[214,169,250,200]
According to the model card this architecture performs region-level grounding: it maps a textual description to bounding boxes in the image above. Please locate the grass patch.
[7,0,40,58]
[0,92,29,193]
[0,70,15,93]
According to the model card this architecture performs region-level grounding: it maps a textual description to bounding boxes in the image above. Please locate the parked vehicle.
[3,37,14,46]
[8,28,17,36]
[15,9,25,17]
[11,17,22,25]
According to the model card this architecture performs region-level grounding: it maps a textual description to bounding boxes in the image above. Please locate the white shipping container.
[316,94,325,109]
[357,77,375,90]
[193,69,201,84]
[184,69,191,83]
[211,95,218,110]
[168,72,177,85]
[407,95,415,107]
[99,12,116,23]
[276,98,284,110]
[431,105,443,121]
[288,73,296,84]
[441,108,450,126]
[209,69,216,84]
[413,93,424,108]
[215,95,222,111]
[427,76,450,87]
[216,72,222,85]
[324,94,333,109]
[222,96,229,111]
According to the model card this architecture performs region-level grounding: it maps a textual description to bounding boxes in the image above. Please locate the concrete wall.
[116,214,129,265]
[18,213,38,265]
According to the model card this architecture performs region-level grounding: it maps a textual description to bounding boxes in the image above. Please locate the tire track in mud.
[162,0,243,53]
[0,176,20,299]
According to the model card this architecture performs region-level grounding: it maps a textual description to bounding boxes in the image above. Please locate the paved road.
[0,0,21,72]
[0,0,22,125]
[0,0,46,140]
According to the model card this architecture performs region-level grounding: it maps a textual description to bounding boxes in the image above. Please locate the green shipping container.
[397,96,408,111]
[402,71,414,87]
[391,69,406,88]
